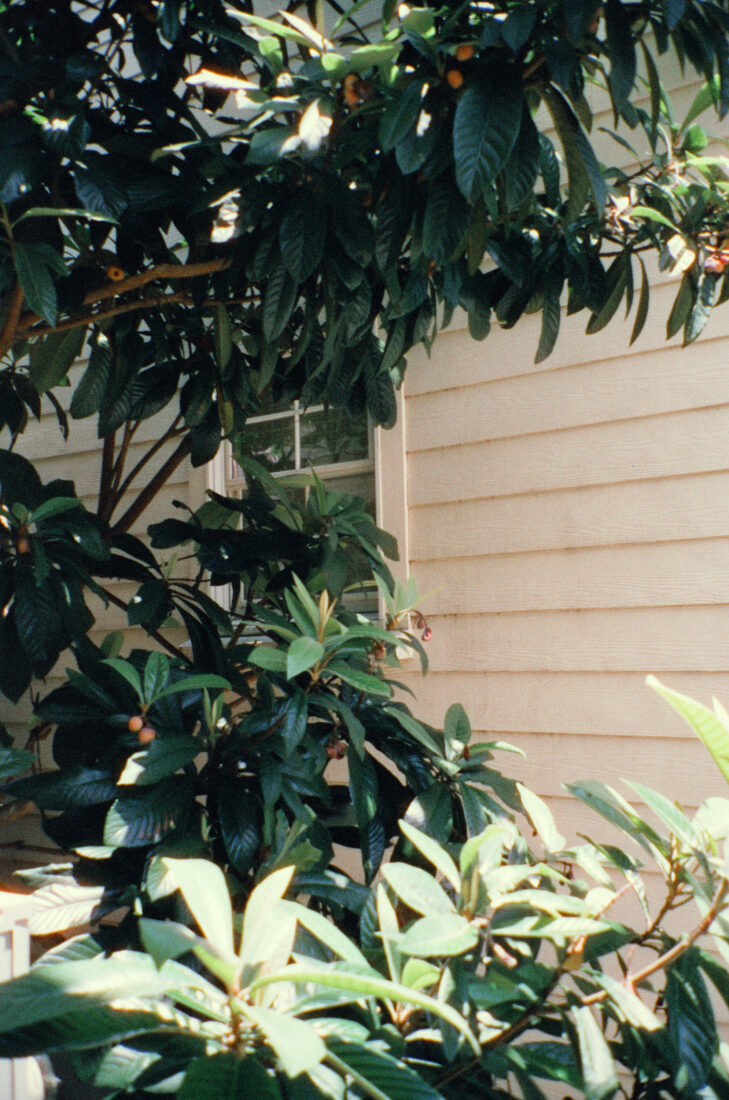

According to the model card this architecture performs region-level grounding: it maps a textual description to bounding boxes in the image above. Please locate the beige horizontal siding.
[409,472,729,558]
[399,86,729,821]
[413,539,729,613]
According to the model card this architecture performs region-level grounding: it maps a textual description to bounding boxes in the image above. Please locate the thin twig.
[582,877,729,1005]
[95,582,191,664]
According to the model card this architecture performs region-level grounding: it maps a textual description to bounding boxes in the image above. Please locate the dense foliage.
[5,686,729,1098]
[3,2,729,1096]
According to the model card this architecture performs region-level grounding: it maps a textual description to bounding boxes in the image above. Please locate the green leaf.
[70,333,111,419]
[286,635,324,679]
[179,1054,281,1100]
[384,706,442,756]
[586,255,627,334]
[146,857,234,957]
[29,327,86,394]
[630,257,650,344]
[630,205,677,230]
[240,866,295,969]
[666,955,716,1094]
[239,1004,326,1078]
[666,273,694,339]
[605,0,636,111]
[103,658,143,700]
[14,241,58,326]
[29,497,82,524]
[453,67,523,201]
[29,882,110,935]
[397,913,478,957]
[535,275,562,363]
[103,776,193,847]
[252,964,480,1054]
[647,676,729,787]
[0,746,34,779]
[571,1006,619,1100]
[422,178,469,265]
[280,195,326,285]
[213,303,233,369]
[518,783,566,853]
[117,736,200,786]
[327,662,391,697]
[263,263,297,341]
[143,651,169,703]
[379,81,424,153]
[159,673,230,697]
[249,646,288,673]
[543,88,606,221]
[444,702,471,749]
[382,863,455,916]
[325,1038,445,1100]
[398,821,461,891]
[218,777,261,878]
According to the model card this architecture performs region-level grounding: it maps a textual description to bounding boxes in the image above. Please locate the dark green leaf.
[14,241,58,327]
[263,264,297,341]
[179,1054,281,1100]
[280,195,326,285]
[104,776,193,847]
[379,80,425,152]
[605,0,637,111]
[422,178,469,264]
[217,778,261,878]
[453,66,523,201]
[667,273,695,339]
[29,327,86,394]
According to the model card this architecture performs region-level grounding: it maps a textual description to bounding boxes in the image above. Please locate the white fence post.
[0,892,44,1100]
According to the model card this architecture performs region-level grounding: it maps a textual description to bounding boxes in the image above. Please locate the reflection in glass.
[243,414,295,472]
[300,407,370,467]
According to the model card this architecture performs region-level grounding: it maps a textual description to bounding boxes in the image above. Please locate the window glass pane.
[243,414,296,472]
[324,471,375,514]
[299,407,370,467]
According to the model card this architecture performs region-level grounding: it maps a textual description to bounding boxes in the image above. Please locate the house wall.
[398,269,729,836]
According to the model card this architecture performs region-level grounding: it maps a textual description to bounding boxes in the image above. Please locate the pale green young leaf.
[518,783,566,854]
[240,866,295,967]
[399,821,461,891]
[286,636,324,679]
[396,913,478,958]
[625,781,698,850]
[239,1003,326,1078]
[376,882,402,983]
[383,863,456,917]
[145,858,234,958]
[571,1006,619,1099]
[252,964,480,1053]
[648,676,729,787]
[293,904,369,967]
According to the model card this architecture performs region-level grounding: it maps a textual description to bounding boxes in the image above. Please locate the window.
[202,389,409,619]
[228,401,375,510]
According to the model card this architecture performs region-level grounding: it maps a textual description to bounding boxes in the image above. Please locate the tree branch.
[112,433,193,534]
[110,415,184,511]
[0,282,24,360]
[98,430,117,523]
[82,257,232,306]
